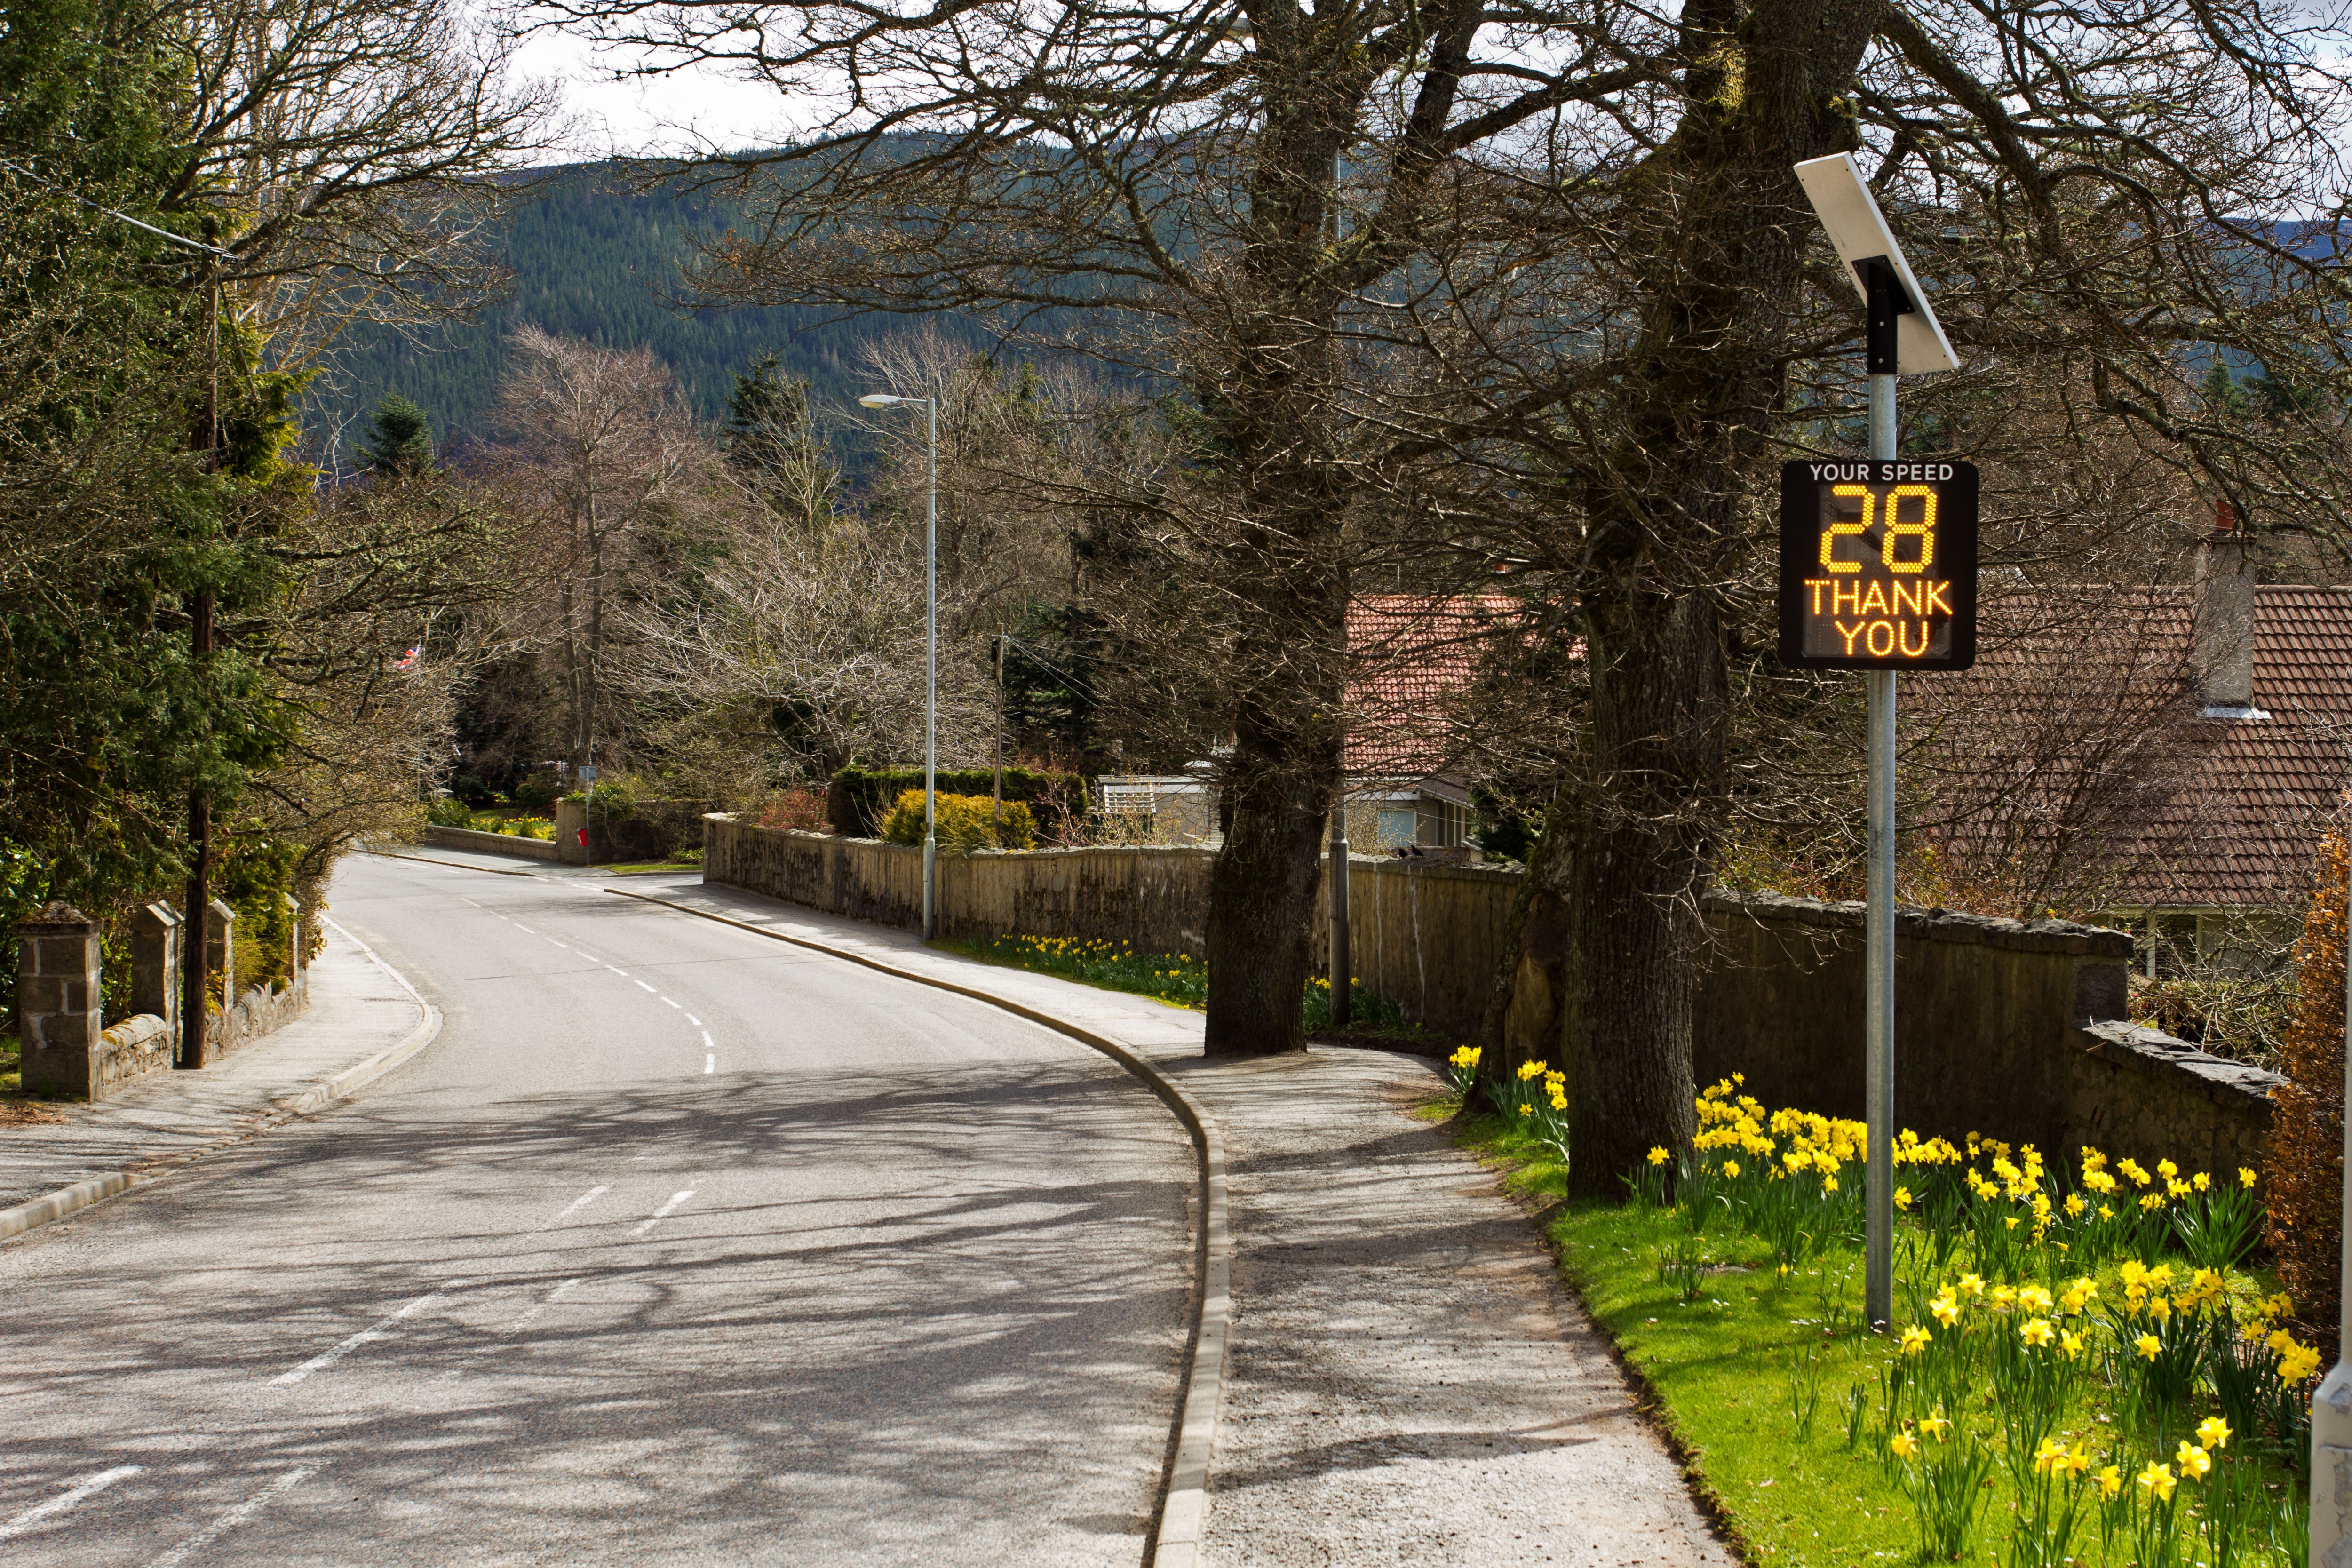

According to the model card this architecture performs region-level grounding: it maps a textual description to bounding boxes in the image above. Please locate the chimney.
[2193,500,2264,719]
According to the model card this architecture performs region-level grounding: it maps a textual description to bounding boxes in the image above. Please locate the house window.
[2147,913,2200,979]
[1375,808,1417,848]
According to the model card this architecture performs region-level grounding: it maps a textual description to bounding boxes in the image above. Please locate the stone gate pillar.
[205,898,236,1003]
[130,901,181,1037]
[17,902,100,1098]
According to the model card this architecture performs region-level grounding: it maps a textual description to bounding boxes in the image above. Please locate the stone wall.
[419,824,564,861]
[704,817,1218,954]
[94,1014,173,1096]
[700,815,2284,1169]
[15,898,312,1101]
[1686,892,2279,1173]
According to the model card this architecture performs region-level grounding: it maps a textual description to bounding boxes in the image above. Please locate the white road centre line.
[686,1014,701,1027]
[0,1465,145,1541]
[705,1053,715,1075]
[635,979,657,994]
[660,995,680,1008]
[631,1191,695,1237]
[605,965,628,977]
[700,1030,714,1050]
[459,898,481,907]
[501,1276,583,1335]
[515,924,535,934]
[557,1184,610,1219]
[548,940,570,950]
[145,1466,317,1568]
[269,1281,473,1386]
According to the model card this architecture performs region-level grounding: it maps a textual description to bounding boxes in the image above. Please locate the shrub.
[756,790,829,832]
[514,770,562,812]
[879,788,1034,851]
[424,798,473,828]
[2265,830,2344,1334]
[830,765,1081,836]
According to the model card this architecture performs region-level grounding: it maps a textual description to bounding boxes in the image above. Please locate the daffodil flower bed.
[1441,1057,2321,1568]
[944,934,1420,1033]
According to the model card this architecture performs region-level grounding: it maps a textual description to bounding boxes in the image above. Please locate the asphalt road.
[0,855,1195,1566]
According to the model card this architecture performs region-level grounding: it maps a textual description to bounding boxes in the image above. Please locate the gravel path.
[1170,1048,1731,1568]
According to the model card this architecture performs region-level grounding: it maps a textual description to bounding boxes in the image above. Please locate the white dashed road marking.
[270,1282,472,1386]
[146,1467,317,1568]
[558,1185,610,1219]
[632,1192,695,1237]
[0,1465,145,1542]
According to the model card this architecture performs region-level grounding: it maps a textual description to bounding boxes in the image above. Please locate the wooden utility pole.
[180,257,220,1069]
[993,635,1006,838]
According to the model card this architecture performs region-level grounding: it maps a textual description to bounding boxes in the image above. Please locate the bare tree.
[492,328,719,779]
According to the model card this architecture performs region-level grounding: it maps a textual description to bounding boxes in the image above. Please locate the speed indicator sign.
[1777,460,1978,670]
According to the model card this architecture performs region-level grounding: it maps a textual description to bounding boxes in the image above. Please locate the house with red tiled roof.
[1909,519,2351,976]
[1096,594,1529,853]
[1335,594,1526,854]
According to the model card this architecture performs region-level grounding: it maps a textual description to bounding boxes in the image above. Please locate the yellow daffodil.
[2196,1416,2232,1451]
[1930,1292,1961,1329]
[2097,1465,2123,1500]
[1646,1146,1670,1166]
[2060,1329,2084,1361]
[1918,1412,1951,1441]
[2239,1166,2258,1187]
[2020,1317,2056,1348]
[1891,1431,1918,1459]
[2065,1446,2093,1479]
[2137,1334,2163,1361]
[2176,1442,2211,1481]
[2032,1438,2066,1476]
[1901,1325,1931,1355]
[1894,1186,1912,1211]
[1722,1160,1740,1178]
[1958,1274,1985,1298]
[2137,1462,2177,1502]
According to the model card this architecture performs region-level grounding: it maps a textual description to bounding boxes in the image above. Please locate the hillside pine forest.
[310,163,939,460]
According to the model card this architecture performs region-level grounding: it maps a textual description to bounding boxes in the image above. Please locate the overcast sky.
[513,27,796,158]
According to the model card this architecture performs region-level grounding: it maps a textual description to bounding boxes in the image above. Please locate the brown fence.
[701,815,2281,1171]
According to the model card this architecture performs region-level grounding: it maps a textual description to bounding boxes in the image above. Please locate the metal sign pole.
[1863,261,1900,1332]
[2315,914,2352,1565]
[1330,798,1351,1027]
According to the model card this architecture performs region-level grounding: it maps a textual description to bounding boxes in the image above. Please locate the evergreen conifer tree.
[357,394,435,475]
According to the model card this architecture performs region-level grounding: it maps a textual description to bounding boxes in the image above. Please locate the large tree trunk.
[1487,0,1872,1184]
[1204,708,1339,1054]
[1556,589,1725,1193]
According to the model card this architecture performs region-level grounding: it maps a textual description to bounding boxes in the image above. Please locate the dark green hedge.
[826,766,1082,837]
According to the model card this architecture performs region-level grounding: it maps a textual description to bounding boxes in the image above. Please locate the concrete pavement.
[620,874,1729,1566]
[0,921,436,1225]
[0,854,1195,1565]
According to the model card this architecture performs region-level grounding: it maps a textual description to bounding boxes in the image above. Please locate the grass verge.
[1442,1104,2307,1568]
[935,932,1443,1046]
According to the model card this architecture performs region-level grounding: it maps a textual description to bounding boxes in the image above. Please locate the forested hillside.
[305,162,904,460]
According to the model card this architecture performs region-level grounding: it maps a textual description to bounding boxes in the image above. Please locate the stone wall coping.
[100,1013,169,1051]
[1703,889,2136,959]
[418,824,564,861]
[2076,1019,2285,1111]
[19,901,96,933]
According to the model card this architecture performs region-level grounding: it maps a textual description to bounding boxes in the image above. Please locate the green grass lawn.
[937,934,1438,1044]
[1439,1106,2311,1568]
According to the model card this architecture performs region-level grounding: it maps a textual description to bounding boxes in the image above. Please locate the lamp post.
[1793,153,1962,1331]
[862,391,939,939]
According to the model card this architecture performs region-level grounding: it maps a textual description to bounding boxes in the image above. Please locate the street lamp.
[1793,153,1961,1332]
[860,391,940,939]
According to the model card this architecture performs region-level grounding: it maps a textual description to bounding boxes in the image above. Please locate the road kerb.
[0,931,443,1246]
[599,884,1231,1568]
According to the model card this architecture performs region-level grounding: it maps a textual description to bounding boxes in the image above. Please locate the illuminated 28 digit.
[1883,485,1937,574]
[1821,486,1873,574]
